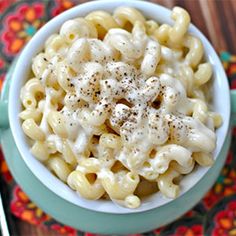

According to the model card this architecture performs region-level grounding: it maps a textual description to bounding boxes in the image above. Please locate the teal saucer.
[0,63,232,234]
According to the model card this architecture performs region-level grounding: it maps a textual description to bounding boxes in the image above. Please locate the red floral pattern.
[0,148,12,182]
[50,224,78,236]
[0,0,16,13]
[212,201,236,236]
[10,186,50,225]
[0,57,5,69]
[153,226,166,235]
[0,73,5,91]
[1,3,45,56]
[174,225,203,236]
[0,1,236,236]
[51,0,76,16]
[203,166,236,209]
[0,57,6,90]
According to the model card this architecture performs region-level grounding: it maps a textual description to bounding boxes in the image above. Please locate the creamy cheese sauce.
[34,25,216,184]
[19,6,223,209]
[18,8,221,208]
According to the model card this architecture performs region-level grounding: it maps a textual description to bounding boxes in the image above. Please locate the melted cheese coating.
[20,7,221,209]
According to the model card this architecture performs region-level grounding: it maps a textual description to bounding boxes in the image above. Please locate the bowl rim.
[8,0,231,214]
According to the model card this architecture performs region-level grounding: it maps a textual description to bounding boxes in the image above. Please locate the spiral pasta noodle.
[20,6,222,209]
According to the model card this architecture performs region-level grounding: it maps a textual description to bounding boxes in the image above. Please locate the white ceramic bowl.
[8,0,230,219]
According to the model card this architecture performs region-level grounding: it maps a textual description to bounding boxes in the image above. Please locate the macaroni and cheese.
[20,6,222,208]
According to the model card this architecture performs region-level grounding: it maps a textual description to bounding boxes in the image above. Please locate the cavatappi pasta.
[20,6,222,209]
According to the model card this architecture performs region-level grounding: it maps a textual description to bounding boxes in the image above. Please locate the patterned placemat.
[0,1,236,235]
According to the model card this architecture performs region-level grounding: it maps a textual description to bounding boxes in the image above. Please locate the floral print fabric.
[0,1,236,235]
